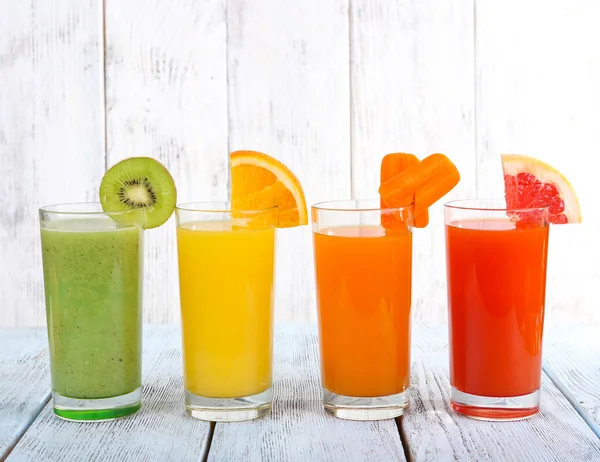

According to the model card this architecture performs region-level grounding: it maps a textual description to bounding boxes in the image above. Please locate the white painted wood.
[0,0,105,327]
[0,329,50,459]
[104,0,229,324]
[7,325,211,461]
[350,0,476,323]
[475,0,600,323]
[2,0,600,326]
[402,324,600,461]
[209,324,406,461]
[226,0,352,323]
[543,324,600,436]
[4,324,600,459]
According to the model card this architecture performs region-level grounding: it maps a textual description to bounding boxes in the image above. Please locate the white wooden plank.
[0,329,50,459]
[104,0,228,324]
[227,0,352,323]
[402,324,600,461]
[0,0,105,327]
[7,326,211,461]
[208,325,406,461]
[475,0,600,324]
[350,0,476,323]
[543,324,600,437]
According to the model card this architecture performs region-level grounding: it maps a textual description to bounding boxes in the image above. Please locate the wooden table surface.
[1,324,599,461]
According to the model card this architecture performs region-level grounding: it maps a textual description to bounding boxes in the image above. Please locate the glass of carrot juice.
[312,199,414,420]
[175,202,277,421]
[444,199,550,420]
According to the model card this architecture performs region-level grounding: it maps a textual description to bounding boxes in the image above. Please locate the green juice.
[41,218,143,399]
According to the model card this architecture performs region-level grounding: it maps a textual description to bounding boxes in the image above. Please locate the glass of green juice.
[39,202,144,421]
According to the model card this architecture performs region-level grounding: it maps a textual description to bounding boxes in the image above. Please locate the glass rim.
[39,202,139,217]
[175,201,278,214]
[311,198,413,213]
[444,199,550,213]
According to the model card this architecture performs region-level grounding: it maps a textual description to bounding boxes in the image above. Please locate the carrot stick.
[413,161,460,216]
[379,153,460,215]
[380,153,427,228]
[379,154,430,228]
[380,153,419,208]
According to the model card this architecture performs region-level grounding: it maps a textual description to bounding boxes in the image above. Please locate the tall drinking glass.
[444,199,550,420]
[39,203,144,421]
[312,199,414,420]
[175,202,277,421]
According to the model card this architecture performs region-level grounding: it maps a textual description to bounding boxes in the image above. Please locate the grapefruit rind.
[230,150,308,226]
[501,154,581,223]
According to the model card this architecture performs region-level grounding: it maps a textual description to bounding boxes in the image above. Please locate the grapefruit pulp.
[501,154,581,224]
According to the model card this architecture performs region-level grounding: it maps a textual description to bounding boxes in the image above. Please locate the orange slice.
[230,150,308,228]
[501,154,581,224]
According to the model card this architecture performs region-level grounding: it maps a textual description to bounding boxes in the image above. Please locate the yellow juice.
[177,220,275,398]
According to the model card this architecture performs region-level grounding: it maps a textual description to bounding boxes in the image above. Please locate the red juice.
[445,219,549,398]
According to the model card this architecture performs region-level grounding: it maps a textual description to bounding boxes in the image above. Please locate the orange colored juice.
[446,219,549,397]
[313,226,412,397]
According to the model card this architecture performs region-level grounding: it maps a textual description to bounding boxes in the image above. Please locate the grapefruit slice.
[501,154,581,224]
[230,150,308,228]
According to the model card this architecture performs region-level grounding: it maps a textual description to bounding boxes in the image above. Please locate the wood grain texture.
[402,324,600,461]
[350,0,476,323]
[227,0,352,323]
[209,324,406,461]
[543,324,600,436]
[7,325,211,461]
[0,0,105,327]
[0,329,50,459]
[475,0,600,323]
[3,0,600,326]
[4,325,600,460]
[104,0,228,324]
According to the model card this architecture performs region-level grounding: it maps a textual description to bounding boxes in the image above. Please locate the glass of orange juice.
[175,201,277,421]
[312,199,414,420]
[445,199,550,420]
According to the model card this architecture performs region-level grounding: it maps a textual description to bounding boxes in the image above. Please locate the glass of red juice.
[444,199,550,421]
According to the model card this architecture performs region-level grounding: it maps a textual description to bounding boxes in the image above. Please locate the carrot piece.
[413,200,429,228]
[413,165,460,216]
[380,153,419,209]
[379,153,427,229]
[379,153,460,216]
[379,153,431,228]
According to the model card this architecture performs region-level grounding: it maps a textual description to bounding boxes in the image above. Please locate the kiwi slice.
[99,157,177,229]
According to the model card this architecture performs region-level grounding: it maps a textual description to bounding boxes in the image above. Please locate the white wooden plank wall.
[0,0,105,327]
[350,0,476,322]
[1,0,600,327]
[104,0,229,324]
[475,0,600,324]
[227,0,351,324]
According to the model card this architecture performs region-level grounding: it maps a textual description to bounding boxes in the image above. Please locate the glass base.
[323,387,409,421]
[52,387,141,422]
[185,387,272,422]
[450,387,540,421]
